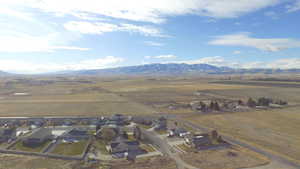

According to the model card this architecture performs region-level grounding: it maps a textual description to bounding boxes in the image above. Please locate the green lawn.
[11,140,50,152]
[51,141,88,156]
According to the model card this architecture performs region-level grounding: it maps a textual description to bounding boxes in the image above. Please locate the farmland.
[0,77,156,117]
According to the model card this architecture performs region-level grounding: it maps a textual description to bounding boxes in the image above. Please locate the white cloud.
[0,33,89,53]
[286,0,300,12]
[242,58,300,69]
[0,56,124,74]
[64,21,165,37]
[145,54,177,59]
[0,6,34,21]
[209,32,300,52]
[120,24,166,37]
[144,41,164,47]
[3,0,282,23]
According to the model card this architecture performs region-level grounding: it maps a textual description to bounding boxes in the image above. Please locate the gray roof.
[26,128,52,140]
[110,140,140,154]
[0,128,15,137]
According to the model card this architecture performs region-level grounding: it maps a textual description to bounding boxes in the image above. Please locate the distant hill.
[59,63,300,76]
[65,63,234,76]
[2,63,300,76]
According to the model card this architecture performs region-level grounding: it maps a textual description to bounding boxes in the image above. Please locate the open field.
[213,80,300,88]
[0,154,103,169]
[0,154,73,169]
[110,156,177,169]
[180,146,269,169]
[0,77,156,117]
[184,106,300,163]
[102,78,259,114]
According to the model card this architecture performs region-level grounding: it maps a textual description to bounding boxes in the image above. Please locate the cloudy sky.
[1,0,300,73]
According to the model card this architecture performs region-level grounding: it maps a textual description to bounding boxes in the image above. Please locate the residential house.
[62,121,74,127]
[132,116,152,126]
[108,138,146,158]
[154,116,167,131]
[61,128,89,143]
[28,119,44,129]
[168,128,190,137]
[108,114,129,126]
[16,127,30,137]
[96,125,120,140]
[0,128,16,143]
[185,133,212,149]
[22,128,53,147]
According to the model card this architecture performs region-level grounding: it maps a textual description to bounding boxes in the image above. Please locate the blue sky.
[0,0,300,73]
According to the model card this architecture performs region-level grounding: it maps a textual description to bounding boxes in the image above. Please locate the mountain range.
[59,63,300,76]
[1,63,300,76]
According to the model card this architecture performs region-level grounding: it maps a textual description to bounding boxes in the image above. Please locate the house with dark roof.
[22,128,53,147]
[168,128,190,137]
[132,116,153,126]
[154,116,167,131]
[108,139,146,158]
[0,128,16,143]
[184,133,212,149]
[61,128,89,143]
[28,119,44,129]
[107,114,129,126]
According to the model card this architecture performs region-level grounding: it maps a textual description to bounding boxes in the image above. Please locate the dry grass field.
[0,77,156,117]
[0,154,73,169]
[110,156,177,169]
[180,146,269,169]
[181,81,300,164]
[184,106,300,163]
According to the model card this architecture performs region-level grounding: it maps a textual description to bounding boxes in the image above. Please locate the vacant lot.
[0,154,100,169]
[181,146,269,169]
[110,156,177,169]
[0,154,72,169]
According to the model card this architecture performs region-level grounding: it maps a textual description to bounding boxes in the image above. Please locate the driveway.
[141,128,198,169]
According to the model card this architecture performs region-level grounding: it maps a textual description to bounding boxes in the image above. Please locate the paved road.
[141,128,198,169]
[174,118,300,169]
